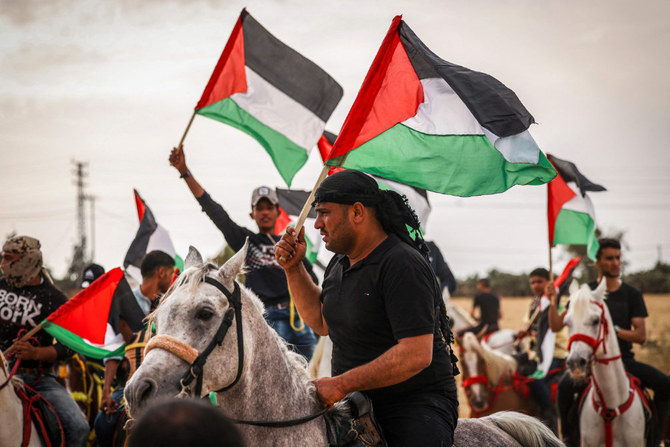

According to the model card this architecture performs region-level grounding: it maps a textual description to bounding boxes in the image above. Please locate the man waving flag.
[325,16,556,197]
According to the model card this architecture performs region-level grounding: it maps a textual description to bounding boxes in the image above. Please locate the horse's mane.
[462,332,516,384]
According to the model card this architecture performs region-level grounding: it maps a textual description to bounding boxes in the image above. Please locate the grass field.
[451,294,670,417]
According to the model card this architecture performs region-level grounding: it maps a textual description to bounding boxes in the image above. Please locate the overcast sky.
[1,0,668,281]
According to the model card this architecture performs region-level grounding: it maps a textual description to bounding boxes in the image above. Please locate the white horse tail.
[483,411,565,447]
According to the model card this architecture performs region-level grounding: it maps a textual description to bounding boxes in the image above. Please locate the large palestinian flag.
[319,131,432,229]
[42,268,143,359]
[195,8,343,186]
[325,16,556,197]
[547,154,606,261]
[123,189,183,284]
[274,188,321,264]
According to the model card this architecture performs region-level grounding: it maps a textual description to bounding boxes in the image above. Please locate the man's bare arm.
[313,334,433,406]
[616,317,646,345]
[275,226,328,335]
[169,145,205,199]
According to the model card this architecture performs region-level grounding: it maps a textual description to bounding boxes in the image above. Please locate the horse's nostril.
[130,377,158,408]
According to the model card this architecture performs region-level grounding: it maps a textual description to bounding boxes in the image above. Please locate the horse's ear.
[184,246,204,270]
[593,279,607,301]
[218,238,249,286]
[568,279,580,296]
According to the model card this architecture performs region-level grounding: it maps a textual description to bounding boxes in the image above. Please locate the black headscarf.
[313,170,429,259]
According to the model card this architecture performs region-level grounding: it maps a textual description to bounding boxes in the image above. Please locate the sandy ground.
[451,294,670,418]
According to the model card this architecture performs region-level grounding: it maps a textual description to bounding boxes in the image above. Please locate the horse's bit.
[144,276,245,398]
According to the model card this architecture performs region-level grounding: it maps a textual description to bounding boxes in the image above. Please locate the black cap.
[81,263,105,288]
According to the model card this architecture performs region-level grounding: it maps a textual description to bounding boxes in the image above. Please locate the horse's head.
[125,241,254,418]
[460,332,490,411]
[564,279,608,380]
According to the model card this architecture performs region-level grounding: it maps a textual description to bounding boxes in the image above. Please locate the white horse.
[564,280,647,447]
[0,351,40,447]
[125,242,563,447]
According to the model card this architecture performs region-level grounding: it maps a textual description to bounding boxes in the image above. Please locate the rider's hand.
[274,226,307,270]
[545,282,558,306]
[313,376,347,408]
[13,340,39,361]
[169,145,188,175]
[100,391,118,414]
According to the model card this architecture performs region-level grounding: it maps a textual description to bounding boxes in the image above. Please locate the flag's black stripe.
[108,275,146,333]
[123,208,157,269]
[398,21,534,138]
[548,154,606,196]
[323,130,337,146]
[276,188,316,218]
[242,11,343,122]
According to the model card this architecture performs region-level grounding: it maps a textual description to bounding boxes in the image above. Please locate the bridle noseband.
[144,276,245,398]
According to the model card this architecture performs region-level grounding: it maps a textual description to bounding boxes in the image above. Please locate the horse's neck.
[0,379,26,445]
[220,313,318,420]
[591,314,630,408]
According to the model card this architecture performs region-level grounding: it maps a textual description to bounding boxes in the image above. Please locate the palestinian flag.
[319,131,432,228]
[123,189,183,284]
[547,154,606,261]
[325,16,556,197]
[274,188,321,264]
[195,8,343,186]
[42,268,142,359]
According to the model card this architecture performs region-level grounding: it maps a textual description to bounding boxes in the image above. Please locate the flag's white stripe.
[562,183,596,220]
[78,324,125,353]
[231,67,325,151]
[147,224,176,258]
[402,78,540,164]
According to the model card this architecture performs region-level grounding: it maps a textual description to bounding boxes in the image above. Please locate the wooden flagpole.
[3,324,43,357]
[278,165,330,262]
[177,111,197,148]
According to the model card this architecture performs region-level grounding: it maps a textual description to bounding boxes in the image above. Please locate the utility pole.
[66,160,89,283]
[88,195,96,261]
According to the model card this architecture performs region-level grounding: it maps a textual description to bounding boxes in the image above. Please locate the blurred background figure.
[128,398,246,447]
[80,263,105,289]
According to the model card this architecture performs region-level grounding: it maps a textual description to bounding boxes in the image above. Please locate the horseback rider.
[0,235,90,447]
[549,238,670,447]
[169,144,319,360]
[275,170,459,446]
[519,267,568,435]
[456,278,501,338]
[94,250,174,447]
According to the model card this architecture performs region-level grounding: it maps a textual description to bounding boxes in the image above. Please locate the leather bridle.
[144,276,245,398]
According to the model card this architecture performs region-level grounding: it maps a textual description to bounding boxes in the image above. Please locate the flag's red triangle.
[134,189,146,222]
[274,206,292,235]
[547,160,577,245]
[46,268,125,344]
[196,10,247,110]
[554,257,581,287]
[329,15,423,162]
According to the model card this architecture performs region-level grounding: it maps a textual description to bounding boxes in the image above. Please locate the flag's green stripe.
[174,254,184,272]
[327,123,556,197]
[43,321,126,359]
[552,209,599,261]
[197,98,308,186]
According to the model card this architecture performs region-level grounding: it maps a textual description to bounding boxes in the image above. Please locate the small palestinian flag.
[42,268,143,359]
[195,8,343,186]
[319,131,432,229]
[275,188,321,264]
[123,190,183,284]
[547,154,606,261]
[326,16,556,197]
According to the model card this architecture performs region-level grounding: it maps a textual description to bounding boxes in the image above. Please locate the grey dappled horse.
[125,241,563,447]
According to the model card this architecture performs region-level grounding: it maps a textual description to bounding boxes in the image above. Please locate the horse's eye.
[196,308,215,321]
[590,317,600,326]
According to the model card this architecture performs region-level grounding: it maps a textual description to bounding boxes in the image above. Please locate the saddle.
[14,382,65,447]
[325,392,387,447]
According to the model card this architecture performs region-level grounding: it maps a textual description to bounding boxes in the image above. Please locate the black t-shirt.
[473,292,500,326]
[197,191,317,306]
[588,281,647,359]
[321,234,454,404]
[0,277,71,368]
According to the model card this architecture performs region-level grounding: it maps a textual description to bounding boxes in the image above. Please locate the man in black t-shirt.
[456,278,501,338]
[275,170,458,447]
[0,236,90,447]
[548,238,670,447]
[169,145,318,360]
